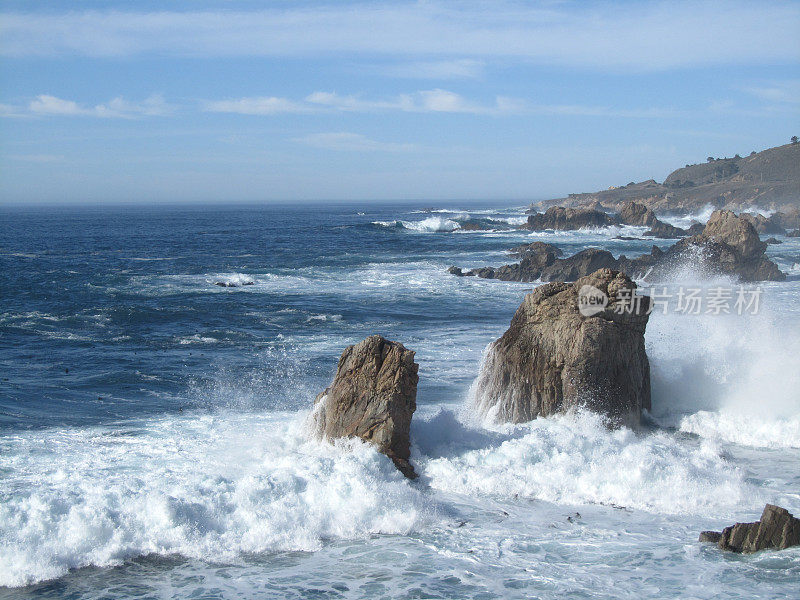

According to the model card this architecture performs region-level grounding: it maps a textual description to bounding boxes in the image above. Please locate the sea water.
[0,202,798,598]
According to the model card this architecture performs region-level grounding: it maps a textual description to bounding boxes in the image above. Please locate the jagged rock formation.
[472,269,651,427]
[310,335,419,478]
[449,210,784,283]
[700,505,800,553]
[536,143,800,213]
[671,209,785,281]
[738,212,786,235]
[617,202,688,238]
[522,206,618,230]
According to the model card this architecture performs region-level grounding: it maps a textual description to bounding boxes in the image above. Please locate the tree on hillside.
[707,156,714,162]
[792,136,799,145]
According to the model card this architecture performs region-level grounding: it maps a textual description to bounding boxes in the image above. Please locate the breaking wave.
[0,413,432,588]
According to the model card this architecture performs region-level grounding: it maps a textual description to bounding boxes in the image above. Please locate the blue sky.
[1,1,799,204]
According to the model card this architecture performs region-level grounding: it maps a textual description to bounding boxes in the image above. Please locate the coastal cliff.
[536,142,800,214]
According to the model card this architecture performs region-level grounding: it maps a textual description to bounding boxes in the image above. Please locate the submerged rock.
[310,335,419,478]
[701,504,800,553]
[214,280,254,287]
[472,269,651,427]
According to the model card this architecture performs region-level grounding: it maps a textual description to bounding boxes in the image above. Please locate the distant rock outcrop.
[618,201,659,227]
[738,212,786,235]
[535,143,800,213]
[472,269,651,427]
[523,206,618,230]
[618,202,688,238]
[449,210,784,283]
[310,335,419,478]
[508,241,564,259]
[700,504,800,553]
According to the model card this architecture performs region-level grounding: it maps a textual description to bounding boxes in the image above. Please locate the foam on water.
[210,273,255,287]
[372,217,460,232]
[416,409,754,517]
[0,412,432,588]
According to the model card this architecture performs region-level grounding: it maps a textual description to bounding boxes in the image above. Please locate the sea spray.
[417,409,755,516]
[644,268,800,448]
[0,412,430,588]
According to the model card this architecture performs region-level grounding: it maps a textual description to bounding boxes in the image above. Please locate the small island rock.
[310,335,419,478]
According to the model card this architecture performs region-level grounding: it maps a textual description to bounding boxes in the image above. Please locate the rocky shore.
[449,209,785,283]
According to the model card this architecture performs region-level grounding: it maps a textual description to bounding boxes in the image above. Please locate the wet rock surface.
[311,335,419,478]
[701,505,800,553]
[472,269,651,427]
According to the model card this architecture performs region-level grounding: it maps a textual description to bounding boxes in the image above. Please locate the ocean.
[0,202,798,599]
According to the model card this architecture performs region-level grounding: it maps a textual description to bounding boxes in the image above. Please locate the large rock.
[618,201,688,238]
[472,269,651,426]
[738,212,787,235]
[311,335,419,478]
[671,209,785,281]
[523,206,618,231]
[619,202,659,227]
[700,505,800,553]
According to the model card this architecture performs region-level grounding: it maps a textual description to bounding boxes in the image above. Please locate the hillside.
[537,142,800,213]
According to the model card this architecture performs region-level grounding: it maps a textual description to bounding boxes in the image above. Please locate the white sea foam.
[178,334,219,345]
[418,410,753,516]
[0,413,431,588]
[210,273,255,287]
[372,217,460,232]
[679,410,800,449]
[659,204,715,229]
[305,313,343,323]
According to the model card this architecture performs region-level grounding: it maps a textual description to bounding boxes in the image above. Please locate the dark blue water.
[0,202,534,430]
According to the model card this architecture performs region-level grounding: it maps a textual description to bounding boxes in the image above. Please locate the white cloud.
[1,2,797,71]
[29,95,84,116]
[305,89,520,115]
[207,90,675,118]
[294,132,414,152]
[24,94,171,118]
[741,80,800,105]
[0,102,23,117]
[381,59,485,79]
[203,96,316,115]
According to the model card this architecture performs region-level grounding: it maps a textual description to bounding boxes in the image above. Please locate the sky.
[1,0,799,205]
